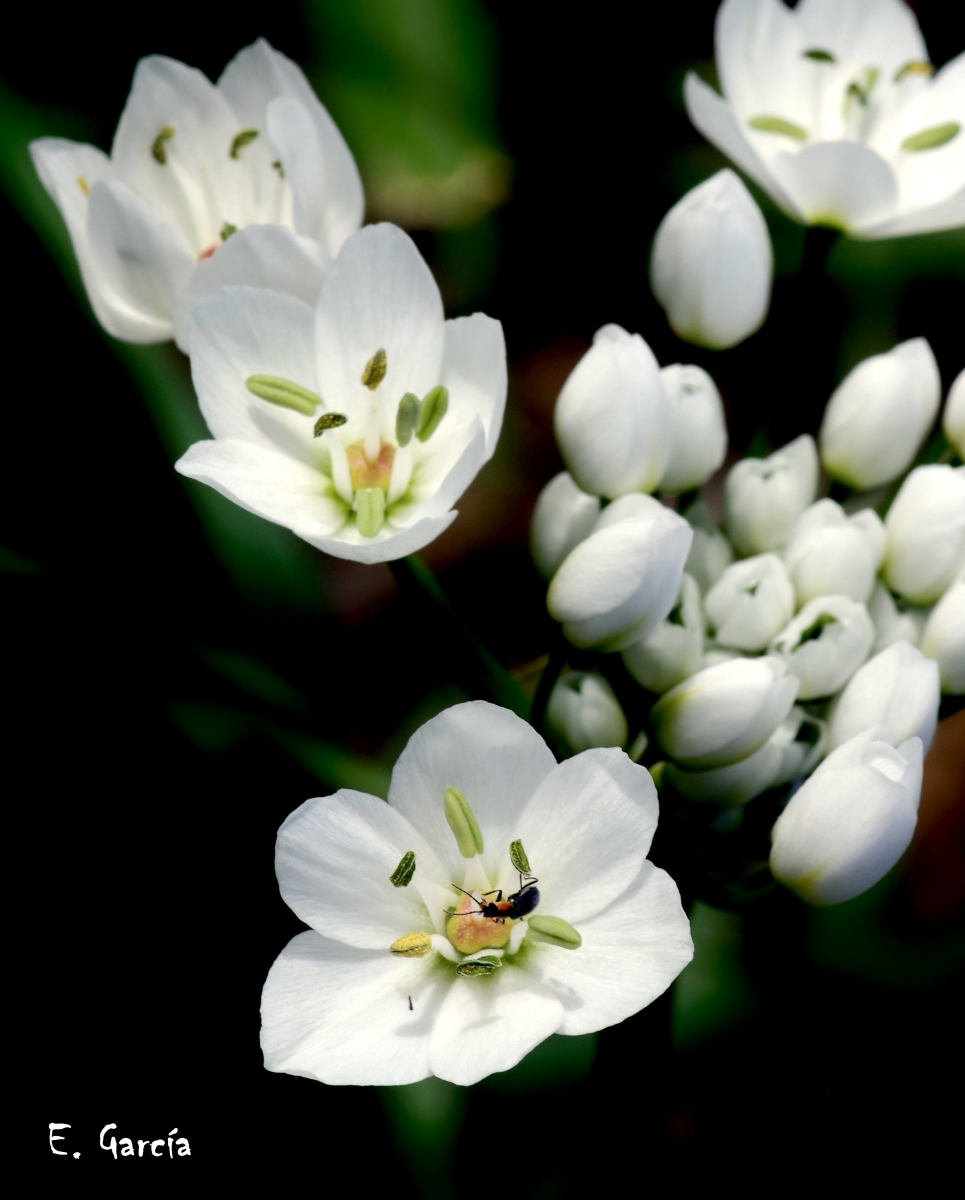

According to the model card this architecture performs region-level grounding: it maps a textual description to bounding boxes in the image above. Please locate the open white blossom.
[176,223,506,564]
[261,702,693,1087]
[685,0,965,239]
[31,39,363,351]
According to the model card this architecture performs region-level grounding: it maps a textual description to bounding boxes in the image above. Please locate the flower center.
[347,439,395,493]
[445,891,512,954]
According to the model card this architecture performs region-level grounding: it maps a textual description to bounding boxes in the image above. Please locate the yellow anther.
[390,932,433,957]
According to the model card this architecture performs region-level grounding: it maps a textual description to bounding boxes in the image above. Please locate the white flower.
[724,434,819,557]
[819,339,941,489]
[683,501,735,593]
[770,706,829,787]
[783,498,886,606]
[658,365,729,493]
[685,0,965,239]
[828,640,940,751]
[260,702,693,1086]
[622,573,704,694]
[920,579,965,693]
[175,223,505,564]
[769,594,875,700]
[530,472,601,580]
[547,495,693,650]
[883,464,965,603]
[666,739,781,807]
[770,727,922,906]
[651,169,773,350]
[651,655,799,768]
[943,368,965,458]
[30,40,363,351]
[554,325,671,500]
[704,552,796,651]
[867,581,928,652]
[546,671,628,754]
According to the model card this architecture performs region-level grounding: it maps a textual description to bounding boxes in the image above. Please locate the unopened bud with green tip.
[527,915,582,949]
[361,348,387,390]
[417,386,448,442]
[444,786,484,858]
[355,487,385,538]
[456,954,502,977]
[395,393,420,446]
[246,375,320,417]
[390,931,432,957]
[314,412,348,437]
[389,850,416,888]
[509,839,531,875]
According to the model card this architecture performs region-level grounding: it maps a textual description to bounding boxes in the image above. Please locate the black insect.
[448,874,540,923]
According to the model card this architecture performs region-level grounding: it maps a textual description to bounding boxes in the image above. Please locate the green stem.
[389,555,529,718]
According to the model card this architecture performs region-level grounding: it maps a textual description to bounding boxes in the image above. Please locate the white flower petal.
[768,141,899,232]
[275,790,451,947]
[530,860,693,1037]
[427,967,564,1086]
[261,930,445,1085]
[388,702,557,884]
[439,314,508,461]
[797,0,925,75]
[860,187,965,239]
[306,512,460,565]
[391,420,487,525]
[515,748,659,924]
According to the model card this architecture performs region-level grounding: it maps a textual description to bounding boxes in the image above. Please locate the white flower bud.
[883,465,965,604]
[770,728,922,906]
[819,339,941,489]
[546,670,628,754]
[547,494,693,650]
[919,579,965,694]
[651,656,799,768]
[665,738,781,807]
[704,553,795,652]
[701,646,742,670]
[783,499,885,607]
[769,595,875,701]
[828,641,940,752]
[683,501,734,593]
[769,707,828,788]
[724,435,819,557]
[530,471,601,579]
[867,582,927,653]
[658,365,728,493]
[650,169,772,351]
[554,324,671,499]
[622,573,703,693]
[943,368,965,459]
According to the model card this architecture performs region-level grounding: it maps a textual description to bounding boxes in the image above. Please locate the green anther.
[230,129,259,159]
[395,393,421,447]
[390,850,416,888]
[313,412,348,436]
[416,386,449,443]
[152,125,175,163]
[245,375,320,416]
[527,915,582,950]
[272,160,285,178]
[894,60,934,83]
[220,222,238,241]
[361,348,387,390]
[444,786,484,858]
[355,488,385,538]
[509,840,531,875]
[901,122,961,152]
[847,68,879,107]
[802,48,836,63]
[391,932,432,957]
[456,955,502,977]
[747,116,808,141]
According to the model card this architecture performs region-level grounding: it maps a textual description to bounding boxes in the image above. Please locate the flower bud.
[622,573,703,693]
[724,435,819,557]
[665,738,781,807]
[819,339,941,489]
[546,670,628,754]
[530,472,601,579]
[943,368,965,459]
[547,494,692,650]
[554,324,671,499]
[769,707,828,788]
[683,501,734,593]
[651,656,799,768]
[828,641,940,752]
[658,365,727,493]
[919,579,965,694]
[783,500,886,607]
[769,728,923,906]
[650,169,772,350]
[704,553,795,651]
[769,595,874,701]
[867,582,927,653]
[883,464,965,604]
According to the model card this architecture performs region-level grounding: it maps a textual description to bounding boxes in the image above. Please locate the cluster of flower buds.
[537,338,963,907]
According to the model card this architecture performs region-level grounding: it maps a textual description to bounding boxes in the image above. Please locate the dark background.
[4,0,963,1187]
